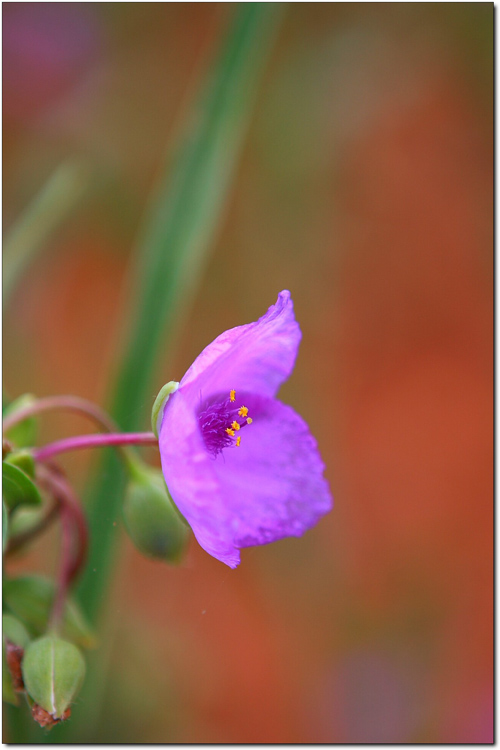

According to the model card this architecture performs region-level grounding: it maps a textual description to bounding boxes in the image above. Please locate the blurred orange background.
[3,3,493,743]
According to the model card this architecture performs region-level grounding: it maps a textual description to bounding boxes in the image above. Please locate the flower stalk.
[5,500,59,557]
[35,465,89,631]
[2,395,118,434]
[32,432,158,464]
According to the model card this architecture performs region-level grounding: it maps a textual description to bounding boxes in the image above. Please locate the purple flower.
[158,291,333,568]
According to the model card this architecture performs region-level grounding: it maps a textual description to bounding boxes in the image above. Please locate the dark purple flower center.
[198,390,252,457]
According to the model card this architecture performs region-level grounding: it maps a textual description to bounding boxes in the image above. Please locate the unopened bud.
[22,635,86,720]
[123,462,189,563]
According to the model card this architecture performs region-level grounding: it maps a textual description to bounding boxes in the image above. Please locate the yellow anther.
[235,436,241,447]
[226,428,235,437]
[246,417,253,425]
[230,389,236,402]
[238,406,248,418]
[231,421,240,431]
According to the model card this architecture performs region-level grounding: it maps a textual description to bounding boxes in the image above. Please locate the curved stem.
[33,432,158,464]
[50,505,74,630]
[36,464,89,631]
[2,395,117,434]
[5,500,59,557]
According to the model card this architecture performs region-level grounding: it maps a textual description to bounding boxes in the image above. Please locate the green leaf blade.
[78,3,283,624]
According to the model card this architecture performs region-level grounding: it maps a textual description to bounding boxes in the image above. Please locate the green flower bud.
[123,462,189,563]
[22,635,86,719]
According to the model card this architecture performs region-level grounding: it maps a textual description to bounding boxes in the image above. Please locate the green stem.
[3,159,90,308]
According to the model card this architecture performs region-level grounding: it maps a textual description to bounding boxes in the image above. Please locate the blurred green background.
[3,2,493,743]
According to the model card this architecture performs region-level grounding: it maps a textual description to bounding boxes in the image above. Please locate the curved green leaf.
[3,394,38,448]
[2,462,41,511]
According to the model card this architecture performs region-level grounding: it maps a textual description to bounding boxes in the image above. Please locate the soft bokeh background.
[3,3,493,743]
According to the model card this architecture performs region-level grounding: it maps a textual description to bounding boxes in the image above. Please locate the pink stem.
[35,464,89,630]
[33,432,158,463]
[5,500,59,556]
[47,470,88,588]
[50,504,74,629]
[3,395,117,434]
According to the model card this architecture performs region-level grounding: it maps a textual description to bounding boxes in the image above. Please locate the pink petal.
[159,390,332,568]
[179,290,301,401]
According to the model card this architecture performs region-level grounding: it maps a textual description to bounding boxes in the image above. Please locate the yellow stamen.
[235,436,241,447]
[246,417,253,425]
[238,406,248,418]
[231,421,240,431]
[226,428,235,437]
[230,389,236,402]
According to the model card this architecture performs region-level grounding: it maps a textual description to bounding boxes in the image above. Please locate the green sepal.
[4,449,36,478]
[151,381,179,438]
[3,576,97,649]
[123,461,189,563]
[3,394,38,448]
[22,635,86,718]
[2,462,42,511]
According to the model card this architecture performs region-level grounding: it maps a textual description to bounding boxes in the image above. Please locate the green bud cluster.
[2,577,95,724]
[2,387,193,728]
